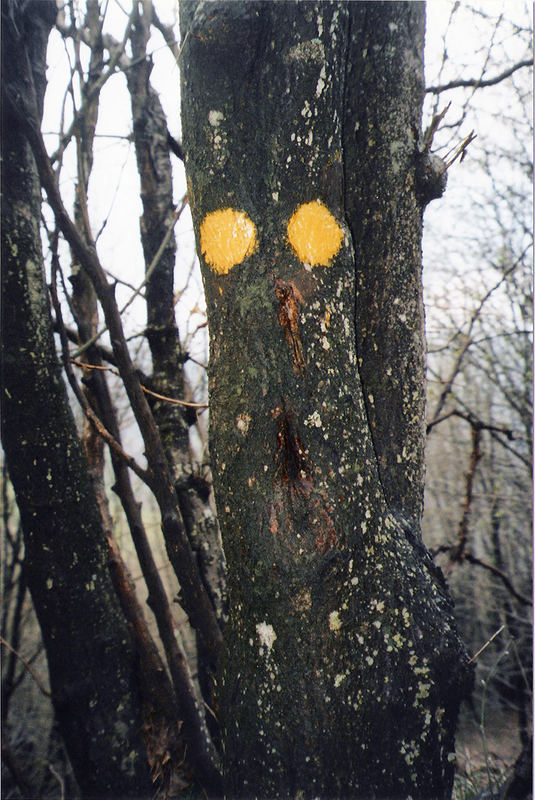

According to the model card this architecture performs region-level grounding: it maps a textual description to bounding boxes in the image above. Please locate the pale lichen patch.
[256,621,277,652]
[334,673,346,688]
[236,412,252,435]
[316,64,327,97]
[304,411,322,428]
[208,109,224,127]
[328,610,342,631]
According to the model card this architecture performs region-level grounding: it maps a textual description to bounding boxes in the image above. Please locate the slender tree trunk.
[126,0,226,642]
[1,3,152,796]
[181,2,472,797]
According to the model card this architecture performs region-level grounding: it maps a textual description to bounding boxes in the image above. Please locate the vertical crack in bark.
[272,404,311,492]
[340,6,389,507]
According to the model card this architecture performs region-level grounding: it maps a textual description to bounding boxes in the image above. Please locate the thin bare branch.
[427,259,522,428]
[463,554,532,607]
[426,58,532,94]
[71,359,208,409]
[48,764,66,800]
[467,625,505,664]
[453,425,482,563]
[50,4,137,163]
[151,6,180,62]
[18,104,223,677]
[49,262,154,488]
[439,130,477,173]
[426,408,516,439]
[0,636,51,698]
[422,102,451,152]
[71,194,188,358]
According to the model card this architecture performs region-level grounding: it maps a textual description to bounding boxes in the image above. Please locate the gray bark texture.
[180,2,472,798]
[1,2,152,796]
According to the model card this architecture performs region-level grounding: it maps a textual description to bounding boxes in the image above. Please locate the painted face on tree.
[200,208,258,274]
[199,200,344,275]
[286,201,344,266]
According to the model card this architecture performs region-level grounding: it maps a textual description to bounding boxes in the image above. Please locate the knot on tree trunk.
[415,151,448,205]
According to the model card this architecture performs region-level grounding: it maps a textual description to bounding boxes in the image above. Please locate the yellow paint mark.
[200,208,257,274]
[287,200,343,266]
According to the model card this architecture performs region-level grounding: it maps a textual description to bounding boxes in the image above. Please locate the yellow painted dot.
[287,200,343,266]
[200,208,257,274]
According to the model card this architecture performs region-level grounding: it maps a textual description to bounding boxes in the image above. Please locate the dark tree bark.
[1,3,153,798]
[4,3,223,791]
[343,3,433,531]
[181,2,472,797]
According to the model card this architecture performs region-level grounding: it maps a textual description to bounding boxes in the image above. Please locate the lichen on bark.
[181,2,472,796]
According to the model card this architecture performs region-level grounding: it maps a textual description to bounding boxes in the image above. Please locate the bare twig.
[150,8,190,68]
[463,554,532,607]
[432,543,532,607]
[427,259,521,428]
[71,359,208,409]
[19,102,222,781]
[0,636,51,697]
[151,6,181,62]
[452,426,482,563]
[439,130,477,173]
[49,252,153,488]
[140,385,207,411]
[467,625,505,664]
[71,195,188,358]
[426,408,516,439]
[422,102,451,152]
[428,393,531,471]
[48,763,66,800]
[426,58,532,94]
[51,5,137,164]
[52,318,116,364]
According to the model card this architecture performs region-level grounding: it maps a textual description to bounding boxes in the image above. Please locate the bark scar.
[272,405,311,491]
[274,277,305,374]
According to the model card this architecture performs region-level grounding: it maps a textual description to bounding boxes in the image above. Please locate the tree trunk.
[126,0,226,635]
[180,2,472,797]
[1,3,151,796]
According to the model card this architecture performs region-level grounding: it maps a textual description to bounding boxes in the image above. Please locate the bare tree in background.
[422,4,532,796]
[3,0,222,795]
